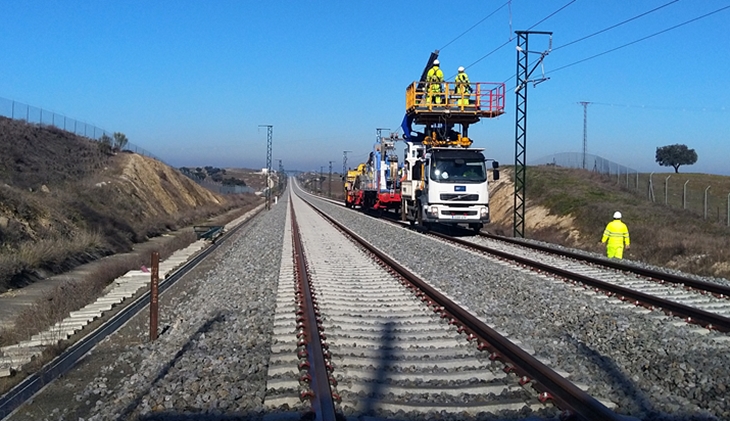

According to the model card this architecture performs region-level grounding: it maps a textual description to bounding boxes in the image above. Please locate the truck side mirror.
[493,170,500,181]
[492,161,500,169]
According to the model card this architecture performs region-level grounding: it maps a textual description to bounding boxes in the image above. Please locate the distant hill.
[0,116,255,292]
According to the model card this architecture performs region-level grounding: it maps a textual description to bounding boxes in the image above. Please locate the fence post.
[727,193,730,227]
[683,180,689,209]
[649,172,655,202]
[704,186,711,219]
[664,175,671,205]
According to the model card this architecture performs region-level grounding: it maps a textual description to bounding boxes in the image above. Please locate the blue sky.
[1,1,729,174]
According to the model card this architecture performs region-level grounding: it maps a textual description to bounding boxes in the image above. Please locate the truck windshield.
[429,157,487,183]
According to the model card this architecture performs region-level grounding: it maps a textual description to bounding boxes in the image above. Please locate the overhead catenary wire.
[463,0,577,72]
[552,0,680,51]
[548,4,730,75]
[437,0,511,51]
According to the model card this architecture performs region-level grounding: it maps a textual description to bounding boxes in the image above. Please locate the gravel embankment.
[8,186,729,421]
[307,194,730,421]
[7,195,289,421]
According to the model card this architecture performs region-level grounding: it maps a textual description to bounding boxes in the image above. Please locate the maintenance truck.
[399,52,506,232]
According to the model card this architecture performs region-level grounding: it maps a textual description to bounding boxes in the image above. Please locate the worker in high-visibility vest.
[426,59,444,104]
[601,211,630,258]
[454,66,472,106]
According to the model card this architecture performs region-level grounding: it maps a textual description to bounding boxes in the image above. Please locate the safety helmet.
[433,59,440,66]
[458,66,465,73]
[613,211,622,219]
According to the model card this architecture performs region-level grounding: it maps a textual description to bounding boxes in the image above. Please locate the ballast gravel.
[308,195,730,421]
[7,197,288,421]
[7,189,730,421]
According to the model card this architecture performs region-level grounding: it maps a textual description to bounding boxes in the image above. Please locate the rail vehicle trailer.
[347,133,402,213]
[399,51,506,232]
[344,165,362,208]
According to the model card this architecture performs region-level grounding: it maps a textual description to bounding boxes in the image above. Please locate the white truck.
[399,55,505,232]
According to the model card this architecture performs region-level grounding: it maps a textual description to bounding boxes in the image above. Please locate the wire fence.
[533,152,730,226]
[0,96,163,161]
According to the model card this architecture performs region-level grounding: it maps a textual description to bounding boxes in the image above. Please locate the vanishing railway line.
[313,186,730,335]
[265,192,623,420]
[3,183,730,420]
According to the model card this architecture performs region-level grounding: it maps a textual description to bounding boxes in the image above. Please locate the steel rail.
[300,196,624,421]
[0,208,263,419]
[289,201,338,421]
[435,231,730,332]
[481,232,730,298]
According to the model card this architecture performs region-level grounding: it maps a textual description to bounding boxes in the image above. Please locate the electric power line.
[438,1,511,51]
[553,0,680,51]
[548,4,730,75]
[464,0,576,71]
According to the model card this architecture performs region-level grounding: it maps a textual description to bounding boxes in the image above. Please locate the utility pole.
[259,125,273,210]
[328,161,333,197]
[513,30,552,239]
[342,150,352,177]
[319,166,324,193]
[578,101,591,169]
[278,159,284,193]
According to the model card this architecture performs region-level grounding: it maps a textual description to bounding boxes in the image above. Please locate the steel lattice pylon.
[260,125,273,210]
[513,30,551,238]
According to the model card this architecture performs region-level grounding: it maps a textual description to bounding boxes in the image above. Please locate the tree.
[655,144,697,173]
[113,132,129,151]
[98,134,113,155]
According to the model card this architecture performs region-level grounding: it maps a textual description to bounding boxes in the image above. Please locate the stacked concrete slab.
[0,241,207,378]
[0,203,265,379]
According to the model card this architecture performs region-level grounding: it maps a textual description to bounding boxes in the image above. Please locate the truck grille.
[440,193,479,201]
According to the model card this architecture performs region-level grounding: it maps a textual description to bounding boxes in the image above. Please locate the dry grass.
[0,229,198,348]
[510,165,730,280]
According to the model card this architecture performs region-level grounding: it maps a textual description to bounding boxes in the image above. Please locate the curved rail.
[0,208,264,419]
[432,231,730,333]
[299,193,624,421]
[481,232,730,298]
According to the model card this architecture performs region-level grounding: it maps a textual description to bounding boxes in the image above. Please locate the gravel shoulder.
[5,198,288,421]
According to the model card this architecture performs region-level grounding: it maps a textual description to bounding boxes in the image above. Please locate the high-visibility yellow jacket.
[602,220,630,246]
[455,72,471,94]
[427,66,443,83]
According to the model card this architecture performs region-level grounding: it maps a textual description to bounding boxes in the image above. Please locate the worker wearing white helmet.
[454,66,472,106]
[600,211,630,259]
[426,59,444,105]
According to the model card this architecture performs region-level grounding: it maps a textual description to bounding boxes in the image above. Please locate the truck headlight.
[480,207,489,219]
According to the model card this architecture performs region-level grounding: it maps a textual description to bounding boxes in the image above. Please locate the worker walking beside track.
[601,211,630,259]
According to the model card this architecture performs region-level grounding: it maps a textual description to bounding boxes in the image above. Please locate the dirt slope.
[0,117,249,292]
[489,168,580,241]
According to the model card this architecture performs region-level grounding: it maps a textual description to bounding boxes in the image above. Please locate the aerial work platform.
[405,81,506,126]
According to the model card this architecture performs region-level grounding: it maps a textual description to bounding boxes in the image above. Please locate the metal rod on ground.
[150,251,159,341]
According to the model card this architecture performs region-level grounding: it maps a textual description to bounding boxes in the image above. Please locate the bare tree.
[113,132,129,151]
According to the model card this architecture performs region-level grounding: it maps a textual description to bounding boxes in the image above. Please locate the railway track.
[428,231,730,334]
[296,182,730,419]
[0,207,265,420]
[4,182,730,420]
[309,186,730,334]
[280,192,623,420]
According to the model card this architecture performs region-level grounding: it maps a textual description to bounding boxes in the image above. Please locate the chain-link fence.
[0,96,162,161]
[532,152,730,226]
